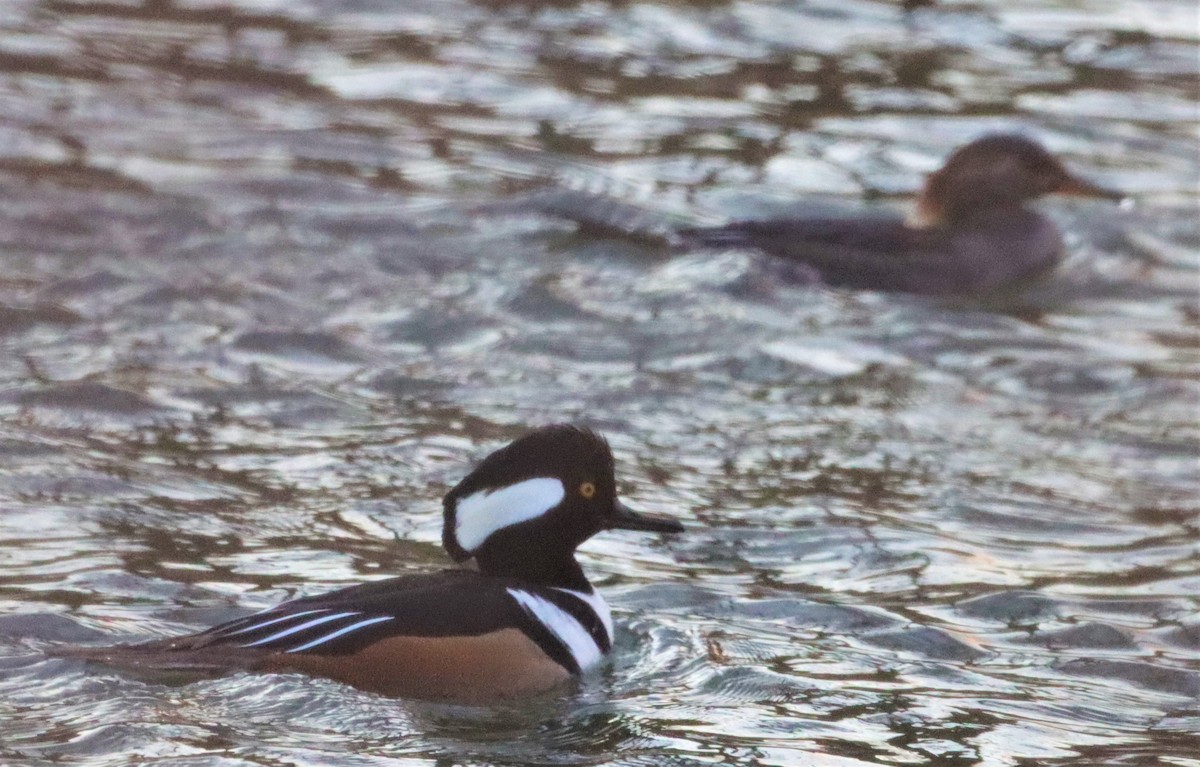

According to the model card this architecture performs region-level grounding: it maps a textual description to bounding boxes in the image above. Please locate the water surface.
[0,1,1197,765]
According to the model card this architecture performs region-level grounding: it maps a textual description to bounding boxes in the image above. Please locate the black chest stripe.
[506,588,613,675]
[542,590,612,654]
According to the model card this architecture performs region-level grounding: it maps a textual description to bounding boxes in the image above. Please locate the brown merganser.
[683,134,1124,295]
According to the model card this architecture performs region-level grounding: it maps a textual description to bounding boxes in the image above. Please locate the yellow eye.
[579,481,596,499]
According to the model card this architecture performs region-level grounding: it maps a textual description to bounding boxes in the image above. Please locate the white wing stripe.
[286,616,395,653]
[455,478,565,553]
[241,611,360,648]
[507,588,604,672]
[218,609,329,637]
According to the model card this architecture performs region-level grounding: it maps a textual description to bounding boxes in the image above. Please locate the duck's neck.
[906,196,942,229]
[908,194,1032,230]
[910,169,1038,230]
[475,547,592,591]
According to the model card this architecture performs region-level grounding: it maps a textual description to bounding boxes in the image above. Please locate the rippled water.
[1,0,1198,765]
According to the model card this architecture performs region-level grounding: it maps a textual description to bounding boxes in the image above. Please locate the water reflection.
[1,0,1198,764]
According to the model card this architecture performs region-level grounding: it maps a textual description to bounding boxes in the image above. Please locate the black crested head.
[441,424,682,584]
[914,134,1123,227]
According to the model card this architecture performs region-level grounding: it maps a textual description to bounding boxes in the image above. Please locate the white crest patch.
[454,477,565,553]
[507,588,605,672]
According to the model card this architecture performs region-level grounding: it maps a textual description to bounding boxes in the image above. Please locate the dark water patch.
[1058,658,1200,698]
[232,331,367,364]
[1004,359,1141,399]
[695,665,808,705]
[0,46,105,81]
[863,625,984,661]
[10,382,164,415]
[363,371,454,404]
[373,239,488,279]
[43,0,332,42]
[4,470,144,502]
[182,383,347,414]
[0,613,105,643]
[615,583,725,613]
[0,438,61,460]
[0,158,151,194]
[508,278,594,322]
[1021,622,1137,650]
[0,303,82,334]
[1131,504,1199,527]
[53,569,213,606]
[506,327,637,365]
[1046,732,1200,767]
[40,270,132,300]
[130,282,269,310]
[957,591,1060,624]
[728,598,900,633]
[385,310,505,353]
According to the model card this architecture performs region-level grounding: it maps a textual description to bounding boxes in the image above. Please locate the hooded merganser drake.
[683,134,1125,295]
[54,425,684,702]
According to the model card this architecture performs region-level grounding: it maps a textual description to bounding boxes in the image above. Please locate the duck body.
[71,570,604,701]
[54,425,682,702]
[683,134,1122,296]
[690,206,1063,295]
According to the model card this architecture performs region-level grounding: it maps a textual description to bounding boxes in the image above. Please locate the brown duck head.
[910,134,1124,228]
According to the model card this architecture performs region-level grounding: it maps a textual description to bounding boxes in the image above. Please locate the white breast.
[554,587,613,649]
[507,588,611,672]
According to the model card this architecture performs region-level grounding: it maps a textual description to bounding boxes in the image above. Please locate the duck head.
[442,425,682,584]
[910,134,1124,228]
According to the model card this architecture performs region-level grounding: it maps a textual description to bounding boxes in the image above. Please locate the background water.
[0,0,1198,765]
